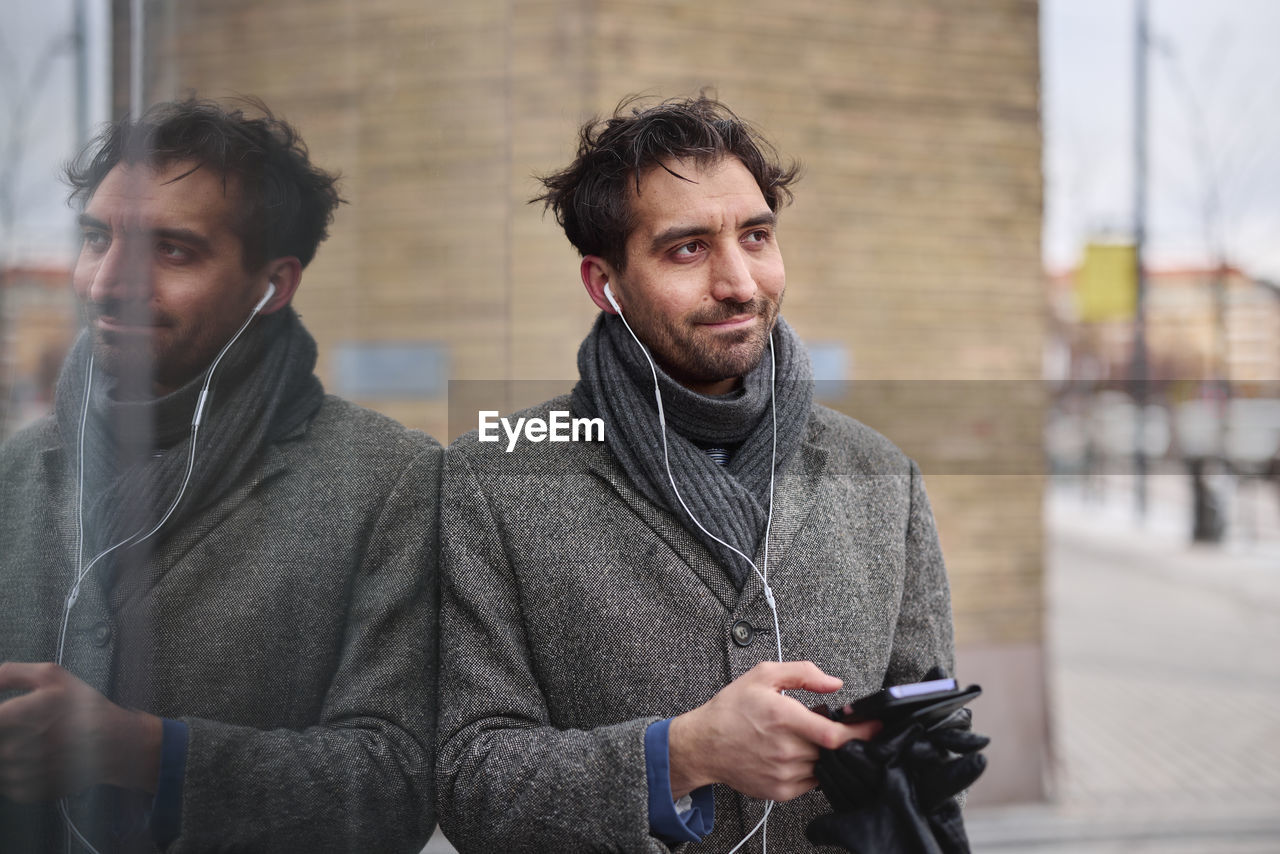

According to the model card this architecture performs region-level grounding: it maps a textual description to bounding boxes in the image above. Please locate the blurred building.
[0,265,76,435]
[1050,264,1280,387]
[109,0,1046,803]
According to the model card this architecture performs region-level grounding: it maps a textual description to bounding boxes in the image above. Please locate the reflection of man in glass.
[0,99,439,853]
[436,96,962,852]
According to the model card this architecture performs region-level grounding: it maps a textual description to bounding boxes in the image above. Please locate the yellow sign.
[1076,243,1137,322]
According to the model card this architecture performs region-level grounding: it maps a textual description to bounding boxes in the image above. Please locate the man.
[0,99,438,853]
[436,96,960,852]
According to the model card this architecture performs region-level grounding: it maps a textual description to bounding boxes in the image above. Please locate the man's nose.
[709,244,758,304]
[84,236,151,305]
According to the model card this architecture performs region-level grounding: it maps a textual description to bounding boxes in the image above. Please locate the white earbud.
[254,281,277,313]
[603,281,621,314]
[192,281,276,429]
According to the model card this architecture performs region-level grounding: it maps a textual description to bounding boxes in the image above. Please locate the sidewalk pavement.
[966,474,1280,853]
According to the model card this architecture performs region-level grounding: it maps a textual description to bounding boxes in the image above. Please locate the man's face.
[608,156,785,395]
[74,161,271,396]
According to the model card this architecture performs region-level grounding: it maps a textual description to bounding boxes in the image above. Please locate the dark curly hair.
[66,96,343,270]
[532,94,800,271]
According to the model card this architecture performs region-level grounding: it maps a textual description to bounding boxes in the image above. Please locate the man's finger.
[761,660,843,694]
[0,688,50,732]
[842,719,882,741]
[0,662,52,694]
[787,702,868,750]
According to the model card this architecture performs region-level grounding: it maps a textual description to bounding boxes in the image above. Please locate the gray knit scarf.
[572,313,813,589]
[53,307,324,591]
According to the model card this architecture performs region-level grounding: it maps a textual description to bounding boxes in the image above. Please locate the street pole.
[74,0,89,146]
[1131,0,1150,519]
[131,0,145,115]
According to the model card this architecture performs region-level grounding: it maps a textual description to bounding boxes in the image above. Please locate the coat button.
[731,620,754,647]
[91,622,112,647]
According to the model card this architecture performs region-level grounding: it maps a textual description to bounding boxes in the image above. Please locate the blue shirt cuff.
[645,718,714,843]
[149,718,188,848]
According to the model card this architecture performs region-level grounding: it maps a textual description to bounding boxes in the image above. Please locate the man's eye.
[81,231,109,250]
[157,243,190,261]
[673,241,703,257]
[743,229,770,244]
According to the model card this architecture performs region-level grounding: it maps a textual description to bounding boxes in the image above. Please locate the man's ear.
[257,257,302,314]
[581,256,621,315]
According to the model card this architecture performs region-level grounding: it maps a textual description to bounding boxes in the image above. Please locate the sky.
[1042,0,1280,281]
[2,0,1279,281]
[1,0,109,265]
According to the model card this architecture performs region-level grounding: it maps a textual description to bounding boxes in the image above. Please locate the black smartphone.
[824,678,981,731]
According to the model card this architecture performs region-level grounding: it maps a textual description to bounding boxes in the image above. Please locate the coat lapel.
[106,445,292,613]
[587,455,740,610]
[38,445,115,694]
[736,428,831,615]
[586,414,831,613]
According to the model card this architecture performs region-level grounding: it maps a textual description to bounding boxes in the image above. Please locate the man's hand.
[0,662,162,803]
[667,661,880,803]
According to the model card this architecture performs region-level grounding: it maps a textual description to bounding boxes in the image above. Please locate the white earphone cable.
[58,285,272,852]
[610,305,781,615]
[62,288,268,634]
[607,295,782,853]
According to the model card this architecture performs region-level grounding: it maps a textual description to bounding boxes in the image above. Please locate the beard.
[80,299,216,398]
[79,298,153,398]
[631,294,782,389]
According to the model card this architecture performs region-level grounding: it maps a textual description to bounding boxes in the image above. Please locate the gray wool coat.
[436,394,955,853]
[0,395,440,853]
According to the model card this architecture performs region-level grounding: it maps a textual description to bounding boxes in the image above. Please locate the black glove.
[909,708,986,852]
[805,808,920,854]
[807,674,988,854]
[910,668,989,818]
[808,724,944,854]
[909,708,988,813]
